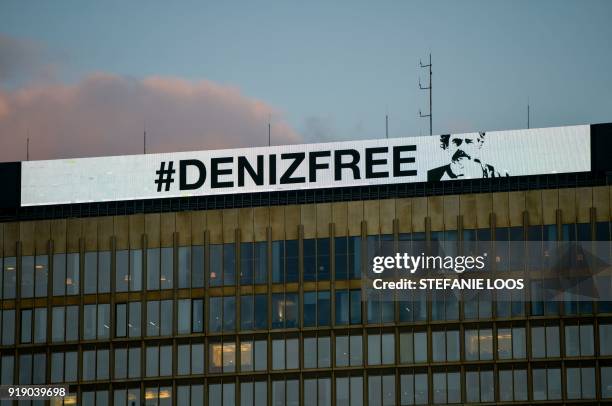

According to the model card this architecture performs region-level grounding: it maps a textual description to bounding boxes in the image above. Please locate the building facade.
[0,124,611,405]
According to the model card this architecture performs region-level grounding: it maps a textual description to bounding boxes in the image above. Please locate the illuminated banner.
[20,125,591,206]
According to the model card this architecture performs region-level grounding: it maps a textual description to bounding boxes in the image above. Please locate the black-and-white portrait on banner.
[427,132,509,182]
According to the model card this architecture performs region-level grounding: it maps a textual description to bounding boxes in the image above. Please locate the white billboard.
[20,125,591,206]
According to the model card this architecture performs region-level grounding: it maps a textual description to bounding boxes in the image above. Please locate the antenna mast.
[385,105,389,139]
[268,114,271,146]
[26,136,30,161]
[385,115,388,138]
[143,124,147,154]
[527,98,530,129]
[419,53,432,135]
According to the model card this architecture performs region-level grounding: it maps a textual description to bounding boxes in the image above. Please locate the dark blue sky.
[0,0,611,159]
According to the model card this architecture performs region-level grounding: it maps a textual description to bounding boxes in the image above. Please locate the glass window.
[177,299,192,334]
[367,291,395,324]
[147,248,160,290]
[533,368,561,400]
[271,293,298,329]
[192,245,204,287]
[62,253,78,295]
[144,386,172,406]
[209,341,236,373]
[304,377,332,406]
[240,339,267,372]
[567,367,595,399]
[33,307,46,343]
[128,347,140,378]
[303,336,330,368]
[466,370,494,403]
[240,380,267,406]
[98,251,111,293]
[82,303,110,340]
[178,343,204,375]
[335,236,349,281]
[20,309,32,343]
[303,239,316,281]
[82,349,108,381]
[51,306,78,342]
[146,300,172,336]
[1,310,15,345]
[114,348,127,379]
[272,240,298,283]
[160,247,173,289]
[129,249,142,291]
[209,243,236,287]
[128,302,141,338]
[531,325,560,358]
[113,388,140,406]
[277,378,300,406]
[115,250,129,292]
[400,331,427,364]
[432,330,460,362]
[499,369,527,402]
[178,246,191,288]
[463,290,491,319]
[177,384,205,406]
[272,337,299,370]
[464,328,493,360]
[115,304,127,338]
[240,294,268,331]
[497,327,525,359]
[368,374,395,406]
[432,371,460,404]
[335,334,363,367]
[21,255,34,298]
[367,333,394,365]
[337,377,362,406]
[192,299,204,333]
[84,252,97,294]
[145,344,172,377]
[241,241,268,285]
[271,241,284,283]
[335,290,348,325]
[304,290,330,327]
[209,244,222,287]
[602,366,612,399]
[50,351,77,383]
[400,373,428,405]
[2,257,17,299]
[0,354,14,385]
[52,254,66,296]
[224,243,236,286]
[84,304,97,340]
[565,324,594,356]
[600,324,612,355]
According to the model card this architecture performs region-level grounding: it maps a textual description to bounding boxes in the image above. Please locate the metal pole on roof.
[268,114,271,146]
[419,53,432,135]
[527,97,531,129]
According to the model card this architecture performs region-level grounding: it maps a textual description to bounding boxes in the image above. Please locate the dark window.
[272,293,298,329]
[241,241,268,285]
[240,294,268,331]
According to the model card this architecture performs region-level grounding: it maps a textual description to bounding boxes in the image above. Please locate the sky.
[0,0,611,162]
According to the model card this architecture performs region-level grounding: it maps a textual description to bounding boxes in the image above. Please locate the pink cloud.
[0,74,302,162]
